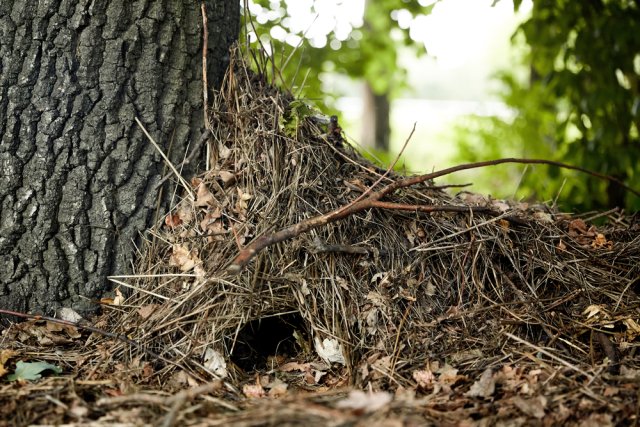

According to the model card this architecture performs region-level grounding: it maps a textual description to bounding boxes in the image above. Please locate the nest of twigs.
[101,50,640,393]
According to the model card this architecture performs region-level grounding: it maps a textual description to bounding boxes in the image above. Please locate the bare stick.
[155,129,211,191]
[242,0,289,90]
[201,2,212,171]
[227,203,495,274]
[505,332,594,381]
[227,157,639,274]
[201,2,209,127]
[335,123,416,216]
[375,157,640,201]
[135,117,195,200]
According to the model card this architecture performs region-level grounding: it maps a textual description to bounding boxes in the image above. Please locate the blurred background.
[243,0,640,211]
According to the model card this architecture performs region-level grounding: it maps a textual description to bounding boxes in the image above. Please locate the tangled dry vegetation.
[2,52,640,426]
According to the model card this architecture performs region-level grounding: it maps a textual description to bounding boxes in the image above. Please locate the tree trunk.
[0,1,239,316]
[361,82,390,151]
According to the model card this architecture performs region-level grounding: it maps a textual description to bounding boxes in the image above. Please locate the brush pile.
[107,50,640,385]
[4,50,640,425]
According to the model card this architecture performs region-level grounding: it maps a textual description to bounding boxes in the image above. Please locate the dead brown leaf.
[195,183,216,207]
[465,368,495,398]
[512,395,547,419]
[243,383,265,399]
[137,304,159,320]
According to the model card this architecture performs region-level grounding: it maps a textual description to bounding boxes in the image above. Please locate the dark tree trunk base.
[0,0,239,316]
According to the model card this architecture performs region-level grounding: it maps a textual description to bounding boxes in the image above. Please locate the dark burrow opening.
[229,312,309,372]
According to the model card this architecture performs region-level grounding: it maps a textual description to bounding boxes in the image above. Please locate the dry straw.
[100,48,640,392]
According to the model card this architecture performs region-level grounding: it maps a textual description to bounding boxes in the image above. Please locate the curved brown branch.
[227,157,639,274]
[376,158,640,200]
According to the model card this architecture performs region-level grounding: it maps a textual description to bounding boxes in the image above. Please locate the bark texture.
[0,0,239,315]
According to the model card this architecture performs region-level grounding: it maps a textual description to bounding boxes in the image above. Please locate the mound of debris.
[99,52,640,386]
[9,50,632,424]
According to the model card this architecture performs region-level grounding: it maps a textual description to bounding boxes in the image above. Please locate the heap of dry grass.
[98,50,640,394]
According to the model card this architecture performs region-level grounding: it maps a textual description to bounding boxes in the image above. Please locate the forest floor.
[1,52,639,426]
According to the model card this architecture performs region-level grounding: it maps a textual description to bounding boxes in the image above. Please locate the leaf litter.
[1,47,640,426]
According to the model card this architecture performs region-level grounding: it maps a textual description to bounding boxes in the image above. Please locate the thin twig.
[201,2,209,128]
[335,123,416,215]
[505,332,595,381]
[135,117,195,200]
[155,128,211,190]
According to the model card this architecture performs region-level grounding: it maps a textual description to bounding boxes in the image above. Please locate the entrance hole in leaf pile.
[229,312,309,372]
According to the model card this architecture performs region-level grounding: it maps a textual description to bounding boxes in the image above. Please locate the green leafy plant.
[279,100,316,137]
[455,1,640,210]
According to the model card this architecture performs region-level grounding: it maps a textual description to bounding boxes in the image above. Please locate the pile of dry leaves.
[1,50,640,426]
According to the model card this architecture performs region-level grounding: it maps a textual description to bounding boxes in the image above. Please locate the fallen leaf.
[176,202,194,224]
[459,192,487,205]
[493,200,510,213]
[280,362,312,373]
[437,363,462,384]
[591,233,612,249]
[413,368,435,389]
[57,307,83,323]
[243,383,265,398]
[568,219,588,235]
[0,350,17,378]
[142,363,154,378]
[165,213,182,228]
[218,170,235,185]
[583,304,610,321]
[112,287,125,306]
[512,395,547,418]
[69,402,89,418]
[103,388,124,397]
[314,337,345,365]
[8,361,62,382]
[218,142,231,160]
[195,184,216,207]
[533,211,553,223]
[557,240,567,251]
[137,304,158,320]
[204,348,228,378]
[169,244,202,273]
[465,368,495,398]
[370,356,393,380]
[266,378,288,397]
[580,413,613,427]
[623,318,640,339]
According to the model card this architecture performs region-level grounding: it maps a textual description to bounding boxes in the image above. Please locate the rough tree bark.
[0,1,239,315]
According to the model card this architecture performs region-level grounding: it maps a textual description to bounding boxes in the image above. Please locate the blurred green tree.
[454,0,640,210]
[242,0,434,151]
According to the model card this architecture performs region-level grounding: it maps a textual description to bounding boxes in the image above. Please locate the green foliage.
[7,361,62,382]
[242,1,435,106]
[279,100,317,137]
[454,0,640,210]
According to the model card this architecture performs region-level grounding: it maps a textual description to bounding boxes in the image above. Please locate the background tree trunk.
[0,1,239,316]
[361,82,390,151]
